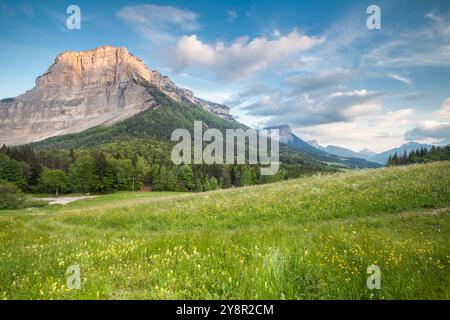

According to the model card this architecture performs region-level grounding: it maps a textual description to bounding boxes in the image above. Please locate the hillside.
[1,162,449,299]
[28,83,329,172]
[29,84,244,149]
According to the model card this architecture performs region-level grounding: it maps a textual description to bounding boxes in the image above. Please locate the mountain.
[325,145,364,159]
[28,86,335,184]
[323,145,367,159]
[307,140,322,149]
[0,46,323,170]
[307,140,435,165]
[0,46,377,172]
[308,141,378,161]
[265,125,381,169]
[358,148,377,159]
[0,46,231,146]
[370,142,434,164]
[30,84,245,150]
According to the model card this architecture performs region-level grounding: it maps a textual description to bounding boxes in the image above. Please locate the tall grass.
[0,162,449,299]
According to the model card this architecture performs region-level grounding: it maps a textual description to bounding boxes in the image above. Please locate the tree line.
[387,145,450,166]
[0,144,320,196]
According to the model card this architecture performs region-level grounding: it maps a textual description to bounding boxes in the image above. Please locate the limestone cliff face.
[195,98,233,120]
[0,46,230,146]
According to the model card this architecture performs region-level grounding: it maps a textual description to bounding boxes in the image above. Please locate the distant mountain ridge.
[265,125,381,169]
[309,140,435,165]
[358,148,377,158]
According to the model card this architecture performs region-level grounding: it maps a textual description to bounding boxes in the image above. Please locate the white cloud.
[296,10,372,71]
[117,5,324,80]
[293,122,406,153]
[399,99,450,145]
[114,3,449,152]
[283,68,357,92]
[374,108,415,126]
[405,121,450,144]
[292,108,422,152]
[171,34,216,66]
[440,98,450,119]
[404,93,427,101]
[425,12,444,23]
[388,73,412,85]
[116,4,199,44]
[236,83,420,152]
[242,88,382,126]
[170,29,324,80]
[363,12,450,68]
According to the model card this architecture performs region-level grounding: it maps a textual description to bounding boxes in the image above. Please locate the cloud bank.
[405,121,450,144]
[241,88,382,126]
[170,29,324,80]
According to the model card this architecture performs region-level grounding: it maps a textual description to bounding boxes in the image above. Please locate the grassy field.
[0,162,449,299]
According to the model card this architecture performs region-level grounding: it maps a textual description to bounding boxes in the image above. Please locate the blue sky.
[1,0,449,152]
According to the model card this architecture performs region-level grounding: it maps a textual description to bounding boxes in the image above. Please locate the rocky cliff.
[0,46,231,145]
[195,99,233,120]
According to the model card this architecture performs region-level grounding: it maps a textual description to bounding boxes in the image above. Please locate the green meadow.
[0,162,449,299]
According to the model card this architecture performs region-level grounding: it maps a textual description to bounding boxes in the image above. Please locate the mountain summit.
[0,46,230,145]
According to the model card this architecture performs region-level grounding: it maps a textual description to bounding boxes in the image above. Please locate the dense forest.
[0,140,331,200]
[2,141,449,209]
[387,145,450,166]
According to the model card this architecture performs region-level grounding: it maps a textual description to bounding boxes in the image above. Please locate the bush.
[0,180,27,209]
[0,180,46,210]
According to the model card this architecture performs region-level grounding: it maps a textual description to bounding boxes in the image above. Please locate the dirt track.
[38,196,98,205]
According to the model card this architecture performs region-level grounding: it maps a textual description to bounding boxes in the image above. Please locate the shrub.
[0,180,27,209]
[0,180,46,210]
